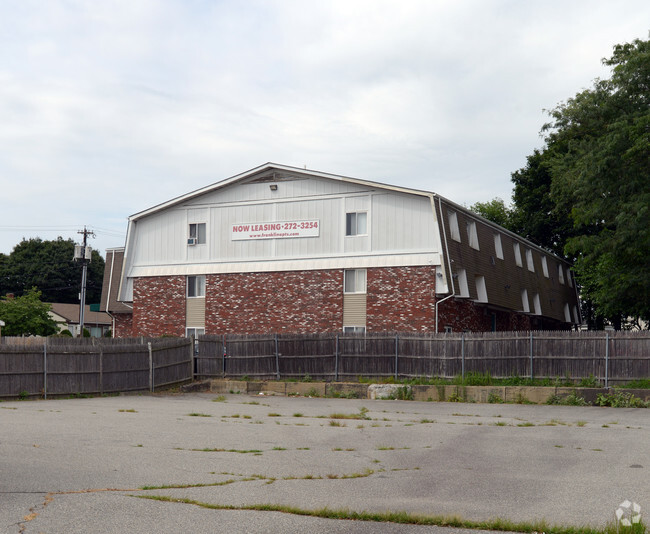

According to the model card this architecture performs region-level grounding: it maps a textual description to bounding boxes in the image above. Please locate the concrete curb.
[195,379,650,404]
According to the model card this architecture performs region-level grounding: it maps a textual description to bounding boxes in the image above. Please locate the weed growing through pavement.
[119,409,137,413]
[188,413,212,417]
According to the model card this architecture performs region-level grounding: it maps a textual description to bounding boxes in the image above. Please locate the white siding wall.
[121,175,442,299]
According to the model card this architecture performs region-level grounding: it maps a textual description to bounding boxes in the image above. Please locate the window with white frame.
[448,211,460,241]
[567,269,573,287]
[564,303,571,322]
[494,233,504,259]
[456,269,469,297]
[475,275,487,302]
[467,221,479,250]
[344,269,367,294]
[345,212,367,236]
[513,242,522,267]
[187,275,206,298]
[188,223,206,245]
[541,256,549,277]
[558,264,565,284]
[521,288,530,313]
[343,326,366,334]
[526,248,534,272]
[443,325,453,333]
[533,293,542,315]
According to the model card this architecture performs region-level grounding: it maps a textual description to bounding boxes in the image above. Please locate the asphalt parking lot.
[1,393,648,533]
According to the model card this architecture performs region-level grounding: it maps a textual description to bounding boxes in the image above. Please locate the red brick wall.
[119,268,550,338]
[437,297,533,332]
[112,312,133,338]
[132,276,186,337]
[205,270,343,334]
[366,266,437,332]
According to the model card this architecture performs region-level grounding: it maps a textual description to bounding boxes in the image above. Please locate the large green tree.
[0,238,105,304]
[513,37,649,327]
[470,197,514,230]
[0,288,59,336]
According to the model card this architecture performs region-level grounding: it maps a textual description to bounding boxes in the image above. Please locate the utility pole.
[74,227,95,337]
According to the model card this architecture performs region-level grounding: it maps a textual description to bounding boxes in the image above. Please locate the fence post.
[394,334,399,381]
[461,333,465,381]
[148,342,153,392]
[335,334,339,382]
[99,345,103,396]
[275,334,280,380]
[43,342,47,400]
[529,331,534,380]
[605,332,609,388]
[190,337,195,381]
[222,335,227,377]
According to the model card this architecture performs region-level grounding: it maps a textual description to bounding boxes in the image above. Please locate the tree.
[469,197,514,229]
[0,288,59,336]
[0,238,105,304]
[541,37,650,326]
[509,149,575,257]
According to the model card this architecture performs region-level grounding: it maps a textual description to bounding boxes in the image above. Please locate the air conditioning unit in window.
[187,238,197,245]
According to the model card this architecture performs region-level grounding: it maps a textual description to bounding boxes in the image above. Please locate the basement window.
[343,326,366,334]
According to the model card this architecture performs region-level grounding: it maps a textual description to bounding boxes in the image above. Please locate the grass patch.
[192,448,263,454]
[267,413,282,417]
[188,413,212,417]
[135,495,637,534]
[212,395,226,402]
[118,409,137,413]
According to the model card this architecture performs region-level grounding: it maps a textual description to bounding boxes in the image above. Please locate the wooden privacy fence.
[196,331,649,385]
[0,337,193,398]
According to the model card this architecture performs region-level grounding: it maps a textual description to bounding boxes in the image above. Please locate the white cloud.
[1,0,649,256]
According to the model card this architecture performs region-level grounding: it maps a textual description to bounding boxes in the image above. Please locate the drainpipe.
[432,195,456,332]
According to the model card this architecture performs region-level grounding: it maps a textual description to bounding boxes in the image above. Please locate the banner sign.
[231,220,320,241]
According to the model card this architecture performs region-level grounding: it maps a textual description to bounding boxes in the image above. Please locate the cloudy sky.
[1,0,648,257]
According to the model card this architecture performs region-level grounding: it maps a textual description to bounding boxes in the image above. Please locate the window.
[521,289,530,313]
[186,327,205,354]
[467,221,479,250]
[343,326,366,334]
[344,269,366,294]
[456,269,469,297]
[572,305,580,324]
[494,233,503,259]
[475,275,487,302]
[513,242,522,267]
[558,265,565,285]
[345,212,367,236]
[533,293,541,315]
[448,211,460,241]
[541,256,549,278]
[443,326,453,333]
[563,303,571,322]
[526,249,534,272]
[188,223,206,245]
[567,269,573,288]
[187,275,206,298]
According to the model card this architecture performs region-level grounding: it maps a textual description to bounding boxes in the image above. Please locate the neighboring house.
[111,163,580,338]
[99,248,133,337]
[49,303,112,338]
